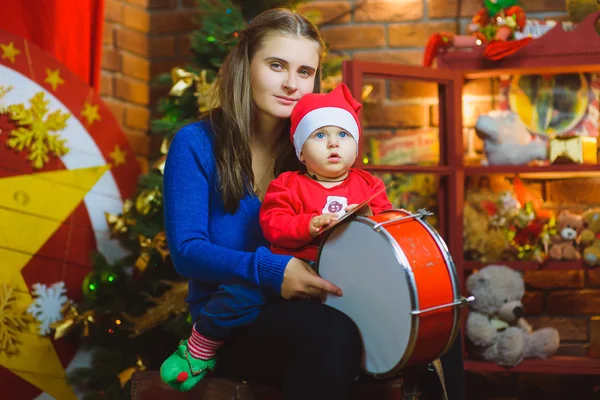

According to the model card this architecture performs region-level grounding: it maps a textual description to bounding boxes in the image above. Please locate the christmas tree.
[59,1,343,399]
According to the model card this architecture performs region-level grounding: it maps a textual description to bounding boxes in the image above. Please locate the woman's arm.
[163,124,291,292]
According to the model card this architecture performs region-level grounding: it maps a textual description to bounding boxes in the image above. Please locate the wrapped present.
[549,136,597,164]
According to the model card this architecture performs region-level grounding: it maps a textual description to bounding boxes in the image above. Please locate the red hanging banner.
[0,0,105,91]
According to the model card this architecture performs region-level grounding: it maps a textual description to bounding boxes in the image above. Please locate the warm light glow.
[462,101,478,127]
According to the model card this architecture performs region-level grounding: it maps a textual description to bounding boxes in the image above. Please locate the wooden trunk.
[130,371,407,400]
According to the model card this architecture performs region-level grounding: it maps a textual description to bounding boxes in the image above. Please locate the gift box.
[549,136,597,164]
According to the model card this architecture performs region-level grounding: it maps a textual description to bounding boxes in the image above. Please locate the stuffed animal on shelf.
[466,265,560,366]
[580,208,600,266]
[463,176,516,263]
[548,210,584,260]
[475,110,548,165]
[423,0,532,66]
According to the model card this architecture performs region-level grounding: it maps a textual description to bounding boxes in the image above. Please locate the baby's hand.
[346,204,373,216]
[310,213,339,236]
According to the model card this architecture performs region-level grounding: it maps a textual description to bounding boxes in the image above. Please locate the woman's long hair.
[209,8,326,213]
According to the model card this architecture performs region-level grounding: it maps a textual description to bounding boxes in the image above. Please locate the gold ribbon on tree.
[49,302,96,340]
[169,68,217,113]
[151,137,171,175]
[105,200,135,238]
[135,232,170,273]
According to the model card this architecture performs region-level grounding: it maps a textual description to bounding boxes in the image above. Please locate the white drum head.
[318,218,414,376]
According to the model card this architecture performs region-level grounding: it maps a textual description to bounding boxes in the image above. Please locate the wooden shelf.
[464,164,600,176]
[462,64,600,80]
[437,11,600,78]
[465,356,600,375]
[464,260,586,271]
[360,165,453,175]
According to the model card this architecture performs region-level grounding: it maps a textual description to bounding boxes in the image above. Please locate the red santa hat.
[290,83,362,159]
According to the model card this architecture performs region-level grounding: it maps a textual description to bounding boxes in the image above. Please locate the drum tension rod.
[372,209,433,230]
[410,296,474,315]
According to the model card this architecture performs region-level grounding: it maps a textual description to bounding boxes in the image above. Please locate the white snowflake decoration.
[27,282,69,336]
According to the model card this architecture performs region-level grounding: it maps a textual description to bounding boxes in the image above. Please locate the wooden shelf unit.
[464,260,586,271]
[465,356,600,375]
[343,11,600,375]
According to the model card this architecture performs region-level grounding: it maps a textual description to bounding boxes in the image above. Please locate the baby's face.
[300,125,357,180]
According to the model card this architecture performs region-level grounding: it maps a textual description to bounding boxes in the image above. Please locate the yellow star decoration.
[81,102,101,125]
[44,68,65,91]
[0,165,110,400]
[0,41,21,64]
[109,145,127,166]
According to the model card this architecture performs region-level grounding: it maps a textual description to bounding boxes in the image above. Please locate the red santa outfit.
[259,84,393,261]
[260,169,393,261]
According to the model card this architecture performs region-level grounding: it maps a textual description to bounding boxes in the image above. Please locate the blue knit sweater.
[163,121,293,321]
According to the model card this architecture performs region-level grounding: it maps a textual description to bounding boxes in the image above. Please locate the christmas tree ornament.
[105,199,136,237]
[135,187,163,217]
[27,281,69,336]
[135,232,170,274]
[82,267,126,302]
[169,68,198,97]
[49,302,96,339]
[152,155,167,175]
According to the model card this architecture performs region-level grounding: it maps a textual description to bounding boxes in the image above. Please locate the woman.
[162,7,465,400]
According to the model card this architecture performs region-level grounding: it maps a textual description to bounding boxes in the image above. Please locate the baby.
[260,83,393,262]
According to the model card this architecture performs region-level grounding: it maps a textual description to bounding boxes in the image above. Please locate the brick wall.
[100,0,197,162]
[303,0,566,66]
[99,0,568,157]
[523,269,597,357]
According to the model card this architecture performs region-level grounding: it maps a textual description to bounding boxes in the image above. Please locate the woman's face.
[250,34,320,121]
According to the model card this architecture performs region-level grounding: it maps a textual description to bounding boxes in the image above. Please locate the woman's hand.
[281,258,342,300]
[346,204,373,216]
[309,213,338,236]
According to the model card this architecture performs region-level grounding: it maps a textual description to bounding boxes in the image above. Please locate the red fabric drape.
[0,0,105,91]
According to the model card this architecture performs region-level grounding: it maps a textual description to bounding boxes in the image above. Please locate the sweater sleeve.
[163,123,291,293]
[259,173,316,249]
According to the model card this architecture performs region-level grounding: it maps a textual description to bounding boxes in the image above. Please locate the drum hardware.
[410,296,474,316]
[372,209,433,230]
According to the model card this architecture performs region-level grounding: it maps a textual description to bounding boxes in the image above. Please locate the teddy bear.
[548,210,584,260]
[580,208,600,266]
[466,265,560,366]
[475,110,548,165]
